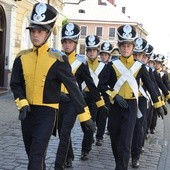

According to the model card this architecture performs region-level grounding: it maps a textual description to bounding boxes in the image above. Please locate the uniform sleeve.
[57,55,91,122]
[141,65,162,108]
[75,63,105,108]
[162,73,170,91]
[10,57,29,110]
[154,71,170,98]
[98,62,118,101]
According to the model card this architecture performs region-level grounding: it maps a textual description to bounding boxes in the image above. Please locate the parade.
[0,0,170,170]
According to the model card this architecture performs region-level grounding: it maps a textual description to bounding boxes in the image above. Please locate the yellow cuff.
[106,90,117,104]
[96,96,105,108]
[153,100,163,108]
[78,106,91,122]
[15,98,29,110]
[166,92,170,100]
[161,100,165,106]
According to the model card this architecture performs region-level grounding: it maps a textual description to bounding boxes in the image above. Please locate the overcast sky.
[116,0,170,58]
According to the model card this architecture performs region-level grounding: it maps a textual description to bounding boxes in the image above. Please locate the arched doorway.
[0,5,6,87]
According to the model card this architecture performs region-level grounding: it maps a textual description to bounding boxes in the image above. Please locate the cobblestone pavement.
[0,92,169,170]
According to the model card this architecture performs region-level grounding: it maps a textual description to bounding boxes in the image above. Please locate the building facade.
[0,0,65,90]
[62,0,148,56]
[0,0,148,90]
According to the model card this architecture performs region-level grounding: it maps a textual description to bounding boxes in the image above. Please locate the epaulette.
[76,54,87,64]
[111,58,119,62]
[136,60,144,65]
[145,65,150,71]
[16,49,33,58]
[49,48,65,62]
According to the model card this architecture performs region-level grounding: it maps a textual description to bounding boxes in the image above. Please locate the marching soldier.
[98,24,164,170]
[99,42,113,64]
[155,54,170,90]
[111,48,121,60]
[131,37,150,168]
[10,4,95,170]
[54,23,107,168]
[80,35,109,160]
[148,54,170,134]
[99,42,114,135]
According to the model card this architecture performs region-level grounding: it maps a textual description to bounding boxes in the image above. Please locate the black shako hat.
[26,2,58,31]
[100,42,113,55]
[145,44,154,55]
[133,38,148,53]
[85,35,100,49]
[155,54,165,63]
[61,23,80,43]
[117,24,137,43]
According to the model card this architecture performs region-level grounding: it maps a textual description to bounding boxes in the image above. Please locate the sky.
[116,0,170,61]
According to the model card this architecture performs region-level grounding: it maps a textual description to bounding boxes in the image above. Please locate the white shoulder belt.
[112,60,142,118]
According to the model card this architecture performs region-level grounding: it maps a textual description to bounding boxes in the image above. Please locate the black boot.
[132,159,140,169]
[64,157,73,168]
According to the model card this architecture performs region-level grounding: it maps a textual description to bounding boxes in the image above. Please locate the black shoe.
[140,147,144,154]
[106,131,110,135]
[92,138,95,144]
[64,157,73,168]
[132,159,140,169]
[145,134,149,139]
[96,139,103,146]
[150,129,155,134]
[81,151,89,161]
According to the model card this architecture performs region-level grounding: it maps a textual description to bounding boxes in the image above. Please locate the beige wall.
[69,20,147,55]
[0,0,64,88]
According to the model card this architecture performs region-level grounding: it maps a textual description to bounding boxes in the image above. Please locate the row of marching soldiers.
[57,22,170,170]
[9,2,170,170]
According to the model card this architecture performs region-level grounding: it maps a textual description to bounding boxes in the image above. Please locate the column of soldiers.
[10,2,170,170]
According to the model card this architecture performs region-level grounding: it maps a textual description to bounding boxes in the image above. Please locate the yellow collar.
[120,55,134,63]
[67,51,76,64]
[33,43,49,55]
[87,58,99,71]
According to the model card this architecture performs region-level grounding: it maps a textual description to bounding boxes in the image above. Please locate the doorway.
[0,5,6,87]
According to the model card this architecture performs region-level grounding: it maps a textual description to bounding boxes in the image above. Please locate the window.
[81,26,87,36]
[96,27,102,37]
[79,9,85,13]
[109,28,115,38]
[79,44,85,56]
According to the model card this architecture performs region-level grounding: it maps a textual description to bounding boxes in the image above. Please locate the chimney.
[107,0,115,5]
[122,7,126,14]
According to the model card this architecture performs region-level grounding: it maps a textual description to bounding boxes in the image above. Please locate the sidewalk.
[0,92,168,170]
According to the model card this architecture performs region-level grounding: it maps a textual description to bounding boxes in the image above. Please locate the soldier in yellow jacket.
[54,23,106,169]
[10,3,95,170]
[98,24,164,170]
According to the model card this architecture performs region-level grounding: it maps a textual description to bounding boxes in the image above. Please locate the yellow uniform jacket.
[10,44,91,122]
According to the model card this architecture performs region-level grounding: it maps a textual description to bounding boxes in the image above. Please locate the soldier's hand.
[60,92,70,103]
[156,107,164,119]
[162,105,168,115]
[167,98,170,104]
[115,94,128,108]
[19,105,31,121]
[81,119,96,133]
[99,105,109,115]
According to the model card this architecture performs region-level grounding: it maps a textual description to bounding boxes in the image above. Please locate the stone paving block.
[0,93,170,170]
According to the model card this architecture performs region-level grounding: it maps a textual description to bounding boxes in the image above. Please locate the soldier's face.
[30,29,48,47]
[133,53,144,61]
[155,61,162,70]
[100,52,110,63]
[119,43,134,57]
[62,39,77,54]
[142,55,149,64]
[86,49,98,61]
